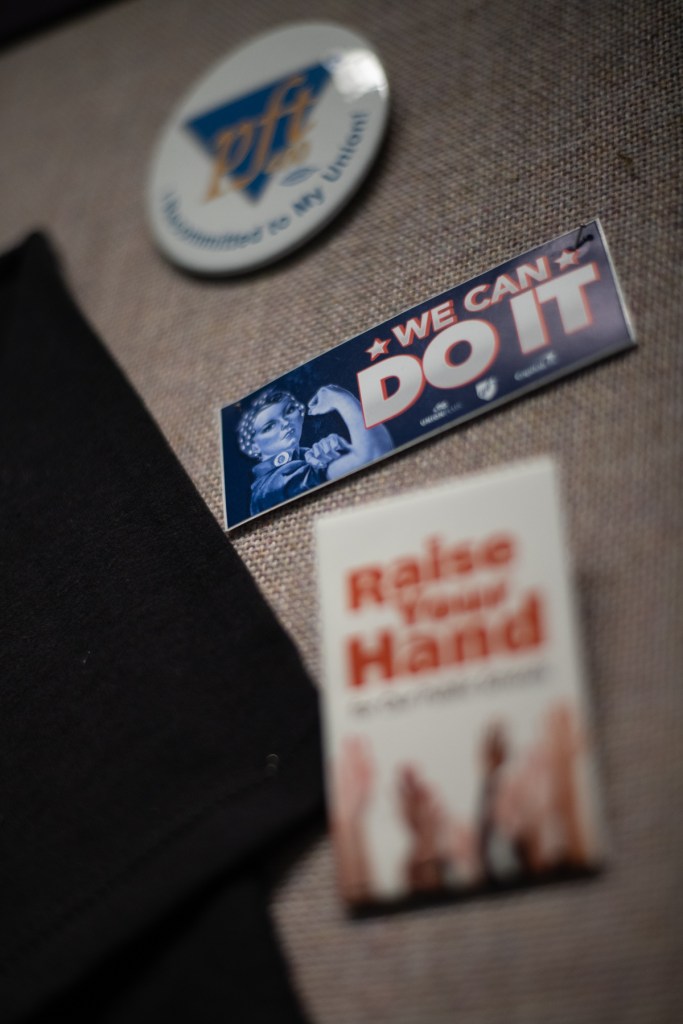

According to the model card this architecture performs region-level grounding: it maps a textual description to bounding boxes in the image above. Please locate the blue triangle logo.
[185,63,331,204]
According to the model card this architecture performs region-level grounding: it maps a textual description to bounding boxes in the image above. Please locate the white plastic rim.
[147,22,389,274]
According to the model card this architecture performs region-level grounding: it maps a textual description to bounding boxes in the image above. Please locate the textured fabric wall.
[1,1,681,1021]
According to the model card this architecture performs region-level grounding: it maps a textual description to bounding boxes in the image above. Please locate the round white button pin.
[147,22,389,274]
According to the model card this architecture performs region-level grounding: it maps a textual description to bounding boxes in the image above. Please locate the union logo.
[185,63,331,203]
[475,377,498,401]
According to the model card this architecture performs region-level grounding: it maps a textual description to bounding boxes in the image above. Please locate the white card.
[316,458,606,907]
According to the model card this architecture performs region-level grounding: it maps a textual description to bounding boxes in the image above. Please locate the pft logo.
[185,63,331,203]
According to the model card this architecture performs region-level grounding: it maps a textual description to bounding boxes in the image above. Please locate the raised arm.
[307,384,392,480]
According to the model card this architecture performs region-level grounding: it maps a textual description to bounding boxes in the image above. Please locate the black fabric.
[0,234,323,1022]
[25,870,311,1024]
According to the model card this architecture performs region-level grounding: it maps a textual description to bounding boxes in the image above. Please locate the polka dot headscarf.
[237,388,305,458]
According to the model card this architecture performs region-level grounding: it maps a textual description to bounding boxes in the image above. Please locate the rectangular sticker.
[220,220,634,528]
[316,458,607,908]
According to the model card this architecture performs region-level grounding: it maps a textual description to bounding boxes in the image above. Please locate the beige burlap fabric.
[1,1,681,1020]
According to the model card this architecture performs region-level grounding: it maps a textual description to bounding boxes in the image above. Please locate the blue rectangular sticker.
[220,220,635,528]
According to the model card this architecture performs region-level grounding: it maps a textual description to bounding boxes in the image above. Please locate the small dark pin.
[572,224,593,251]
[265,753,280,777]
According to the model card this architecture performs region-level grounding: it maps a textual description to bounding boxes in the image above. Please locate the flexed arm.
[308,384,392,480]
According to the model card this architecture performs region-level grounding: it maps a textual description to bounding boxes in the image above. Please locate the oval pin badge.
[147,22,389,274]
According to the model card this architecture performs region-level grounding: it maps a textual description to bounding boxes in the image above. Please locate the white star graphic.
[555,248,580,270]
[366,337,391,361]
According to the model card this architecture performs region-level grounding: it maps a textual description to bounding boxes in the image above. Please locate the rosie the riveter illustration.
[237,383,392,516]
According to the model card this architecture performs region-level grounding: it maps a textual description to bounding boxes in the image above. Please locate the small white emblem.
[476,377,498,401]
